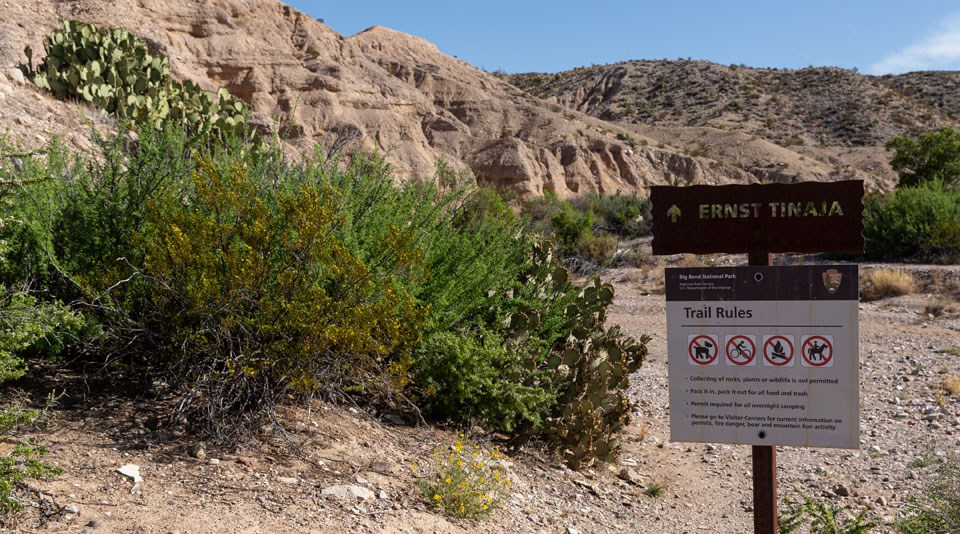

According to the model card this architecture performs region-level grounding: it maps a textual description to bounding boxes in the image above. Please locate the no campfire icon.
[762,335,795,367]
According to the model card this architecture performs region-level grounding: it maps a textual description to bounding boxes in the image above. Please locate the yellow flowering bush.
[141,158,426,440]
[417,435,511,519]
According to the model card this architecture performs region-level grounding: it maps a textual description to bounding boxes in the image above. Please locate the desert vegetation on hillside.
[19,20,257,147]
[1,120,649,467]
[0,26,655,521]
[863,127,960,263]
[510,60,960,148]
[519,191,651,272]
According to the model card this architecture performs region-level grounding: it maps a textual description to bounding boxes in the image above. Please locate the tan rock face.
[0,0,861,197]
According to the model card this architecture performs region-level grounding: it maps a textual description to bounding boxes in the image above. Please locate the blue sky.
[285,1,960,75]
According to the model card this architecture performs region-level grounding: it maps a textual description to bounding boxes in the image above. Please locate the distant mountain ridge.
[509,60,960,147]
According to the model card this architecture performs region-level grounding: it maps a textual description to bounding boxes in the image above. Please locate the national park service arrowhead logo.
[822,268,843,294]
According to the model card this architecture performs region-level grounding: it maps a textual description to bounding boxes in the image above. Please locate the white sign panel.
[667,265,859,449]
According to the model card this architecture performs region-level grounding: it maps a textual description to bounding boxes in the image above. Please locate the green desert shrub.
[863,180,960,262]
[886,126,960,189]
[0,165,73,523]
[549,201,594,253]
[0,126,199,305]
[415,241,649,468]
[575,192,651,237]
[466,244,648,467]
[896,452,960,533]
[576,232,619,264]
[521,189,565,230]
[4,126,649,466]
[334,177,651,465]
[0,291,83,382]
[412,330,555,432]
[141,157,425,440]
[520,190,650,271]
[0,396,63,519]
[306,153,529,336]
[0,148,86,376]
[616,131,638,149]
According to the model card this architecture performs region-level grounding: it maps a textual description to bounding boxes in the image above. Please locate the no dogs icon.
[688,334,719,365]
[801,335,834,367]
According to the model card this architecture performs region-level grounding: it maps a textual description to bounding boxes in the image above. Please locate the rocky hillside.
[509,61,960,190]
[0,0,761,199]
[0,0,947,195]
[510,60,960,147]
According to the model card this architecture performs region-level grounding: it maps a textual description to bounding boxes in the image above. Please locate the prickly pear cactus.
[22,21,170,113]
[19,21,255,145]
[504,242,650,469]
[545,275,649,469]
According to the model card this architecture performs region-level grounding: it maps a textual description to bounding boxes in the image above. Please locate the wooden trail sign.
[650,180,865,255]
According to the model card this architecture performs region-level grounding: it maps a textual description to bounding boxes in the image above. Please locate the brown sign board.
[650,180,865,255]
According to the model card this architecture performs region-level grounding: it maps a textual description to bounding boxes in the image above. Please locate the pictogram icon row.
[687,334,834,368]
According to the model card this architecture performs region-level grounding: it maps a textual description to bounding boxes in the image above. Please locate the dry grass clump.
[861,268,916,301]
[680,253,706,268]
[635,264,665,294]
[942,374,960,396]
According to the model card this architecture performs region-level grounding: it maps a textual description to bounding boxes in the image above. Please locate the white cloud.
[869,15,960,74]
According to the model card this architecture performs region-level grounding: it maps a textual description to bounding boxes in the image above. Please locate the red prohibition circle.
[688,335,718,365]
[801,335,833,367]
[763,335,794,366]
[725,335,756,365]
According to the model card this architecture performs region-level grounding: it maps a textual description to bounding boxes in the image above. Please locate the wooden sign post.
[750,251,776,534]
[652,181,865,534]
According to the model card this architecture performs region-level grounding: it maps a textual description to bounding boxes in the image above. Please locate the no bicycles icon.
[688,334,719,365]
[725,335,757,366]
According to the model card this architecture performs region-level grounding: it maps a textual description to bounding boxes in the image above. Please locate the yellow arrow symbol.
[667,204,681,222]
